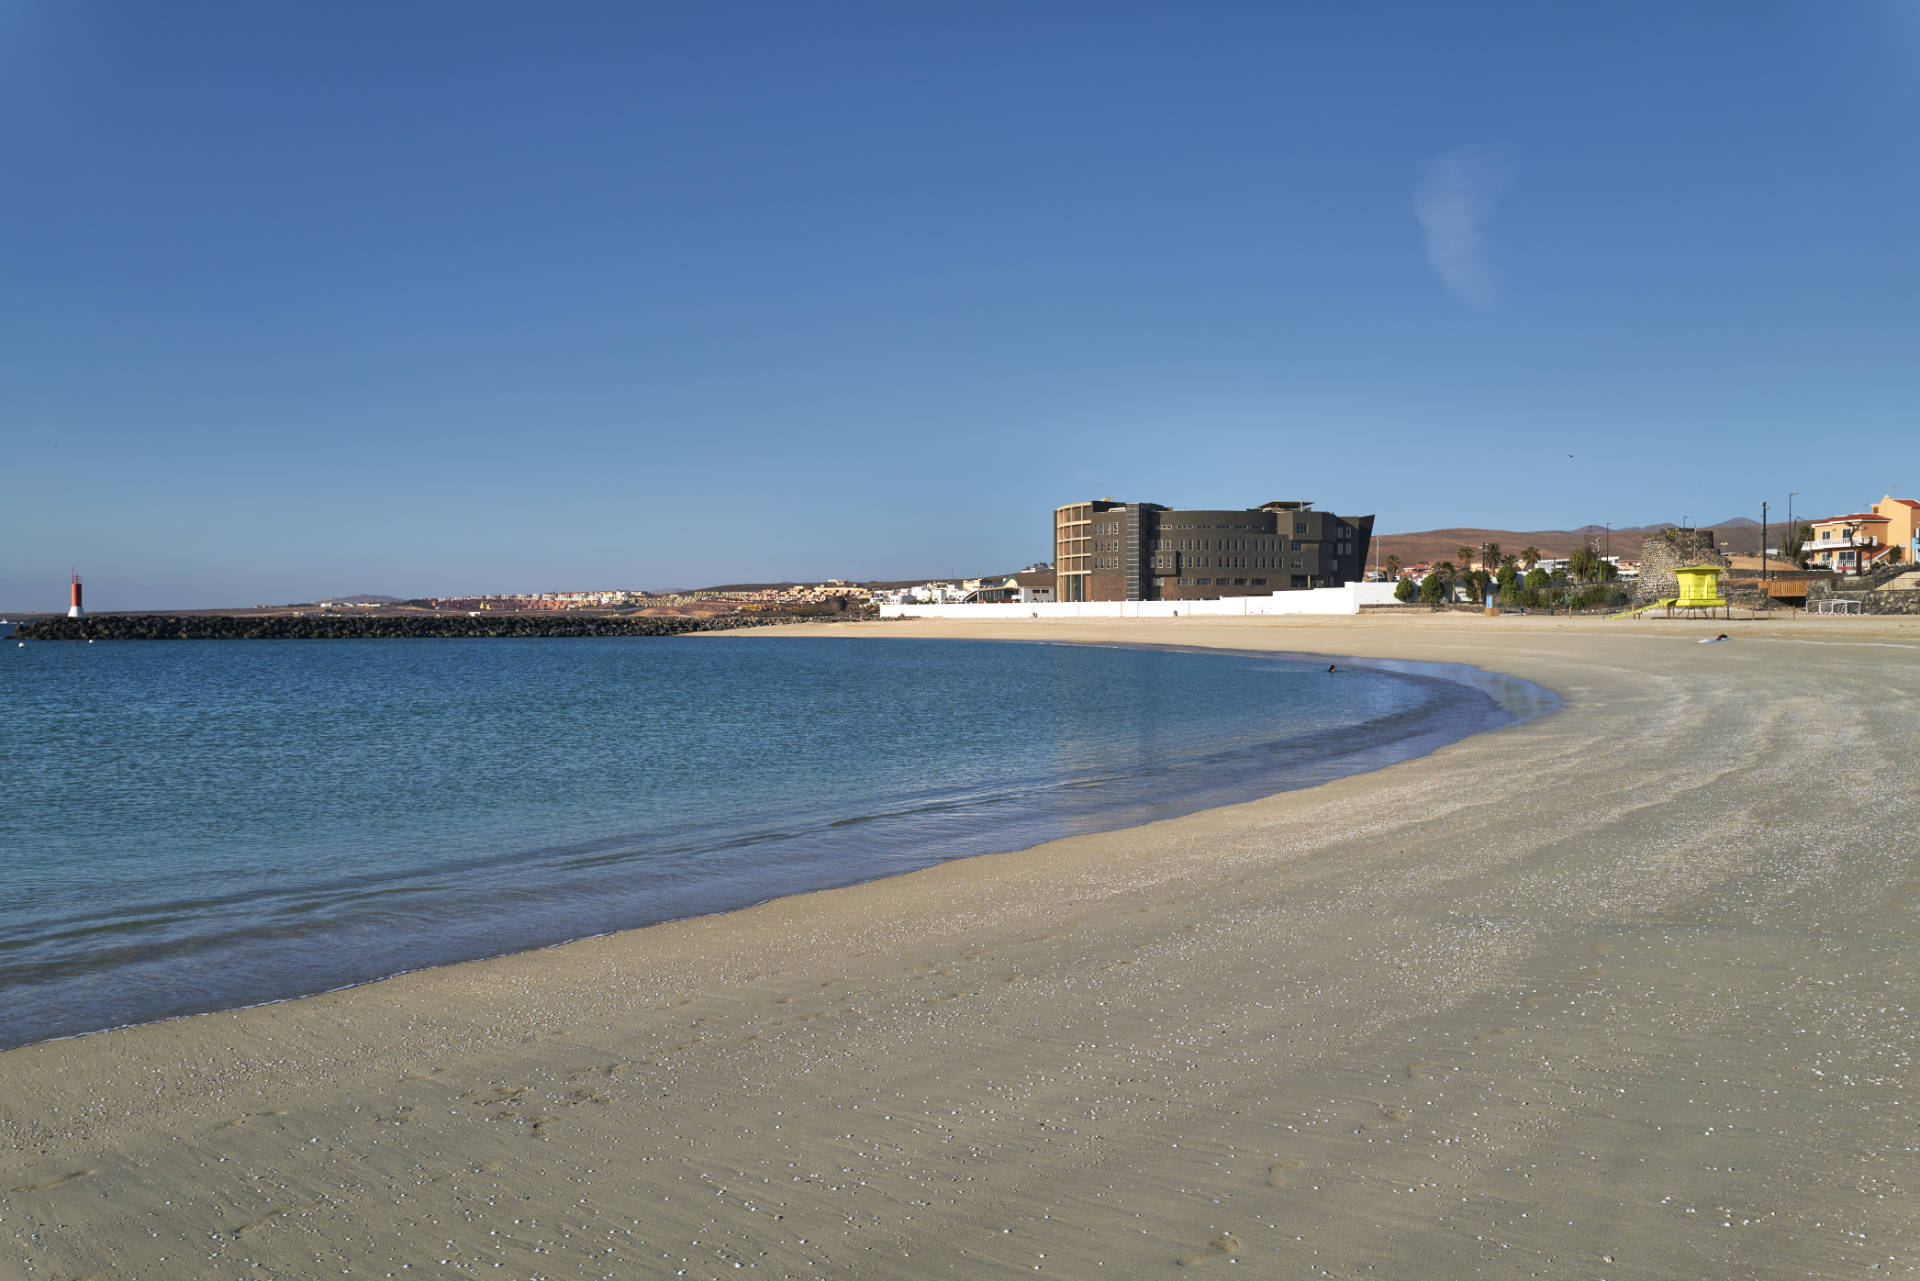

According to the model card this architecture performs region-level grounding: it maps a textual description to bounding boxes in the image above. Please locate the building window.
[1251,578,1266,586]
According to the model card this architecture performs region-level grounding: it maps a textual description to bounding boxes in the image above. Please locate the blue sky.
[4,2,1916,607]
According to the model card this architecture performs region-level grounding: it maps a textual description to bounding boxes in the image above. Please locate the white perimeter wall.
[880,582,1402,619]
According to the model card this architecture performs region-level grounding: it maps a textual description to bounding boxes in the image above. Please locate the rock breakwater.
[16,613,796,641]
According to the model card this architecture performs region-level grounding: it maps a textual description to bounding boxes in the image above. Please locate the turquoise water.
[0,635,1550,1048]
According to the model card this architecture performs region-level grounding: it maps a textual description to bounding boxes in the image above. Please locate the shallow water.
[0,635,1552,1048]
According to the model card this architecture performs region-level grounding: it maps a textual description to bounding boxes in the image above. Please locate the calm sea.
[0,635,1552,1049]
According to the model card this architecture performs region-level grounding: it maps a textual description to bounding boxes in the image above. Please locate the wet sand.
[2,613,1914,1279]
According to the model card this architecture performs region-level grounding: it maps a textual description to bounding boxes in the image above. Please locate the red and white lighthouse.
[68,571,85,619]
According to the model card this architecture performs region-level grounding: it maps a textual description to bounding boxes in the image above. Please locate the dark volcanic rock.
[15,613,801,641]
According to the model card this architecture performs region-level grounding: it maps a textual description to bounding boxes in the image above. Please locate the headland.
[1,613,1913,1278]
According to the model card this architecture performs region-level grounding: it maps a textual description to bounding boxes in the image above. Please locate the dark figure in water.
[1327,664,1337,673]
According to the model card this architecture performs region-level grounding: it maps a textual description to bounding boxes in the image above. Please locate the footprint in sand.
[1407,1061,1435,1080]
[569,1088,613,1106]
[565,1062,630,1082]
[1475,1027,1516,1042]
[1177,1232,1241,1266]
[1266,1161,1300,1188]
[464,1086,529,1109]
[217,1110,289,1130]
[232,1200,319,1238]
[1360,1107,1411,1131]
[9,1168,95,1194]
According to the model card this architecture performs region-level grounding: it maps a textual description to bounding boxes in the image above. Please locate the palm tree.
[1383,552,1401,579]
[1480,541,1502,574]
[1568,545,1601,583]
[1519,546,1541,571]
[1457,545,1475,573]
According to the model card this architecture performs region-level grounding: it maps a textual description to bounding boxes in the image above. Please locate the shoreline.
[0,638,1546,1054]
[3,614,1915,1278]
[0,637,1536,1052]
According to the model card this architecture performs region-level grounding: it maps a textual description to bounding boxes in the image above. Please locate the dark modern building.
[1054,499,1374,603]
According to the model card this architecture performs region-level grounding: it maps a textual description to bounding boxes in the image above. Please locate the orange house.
[1871,495,1920,566]
[1805,511,1893,575]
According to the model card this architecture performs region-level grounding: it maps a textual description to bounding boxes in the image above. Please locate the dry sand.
[2,613,1914,1279]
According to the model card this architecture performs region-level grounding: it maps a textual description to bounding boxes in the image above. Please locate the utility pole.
[1761,500,1769,611]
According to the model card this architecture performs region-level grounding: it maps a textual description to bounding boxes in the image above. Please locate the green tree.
[1418,571,1447,605]
[1480,541,1502,575]
[1523,567,1550,593]
[1394,575,1418,603]
[1457,545,1475,573]
[1496,564,1518,590]
[1568,545,1602,583]
[1519,546,1542,571]
[1383,552,1401,579]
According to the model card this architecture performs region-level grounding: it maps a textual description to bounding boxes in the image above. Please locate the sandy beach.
[2,613,1914,1280]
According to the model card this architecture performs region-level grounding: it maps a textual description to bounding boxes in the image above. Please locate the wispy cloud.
[1414,150,1510,309]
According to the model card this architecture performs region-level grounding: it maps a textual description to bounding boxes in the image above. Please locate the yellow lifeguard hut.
[1671,564,1728,617]
[1610,563,1731,619]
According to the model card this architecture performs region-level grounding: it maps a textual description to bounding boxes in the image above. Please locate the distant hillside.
[1375,520,1771,566]
[313,594,405,605]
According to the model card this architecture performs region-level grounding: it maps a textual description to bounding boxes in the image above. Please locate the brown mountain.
[1373,520,1770,568]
